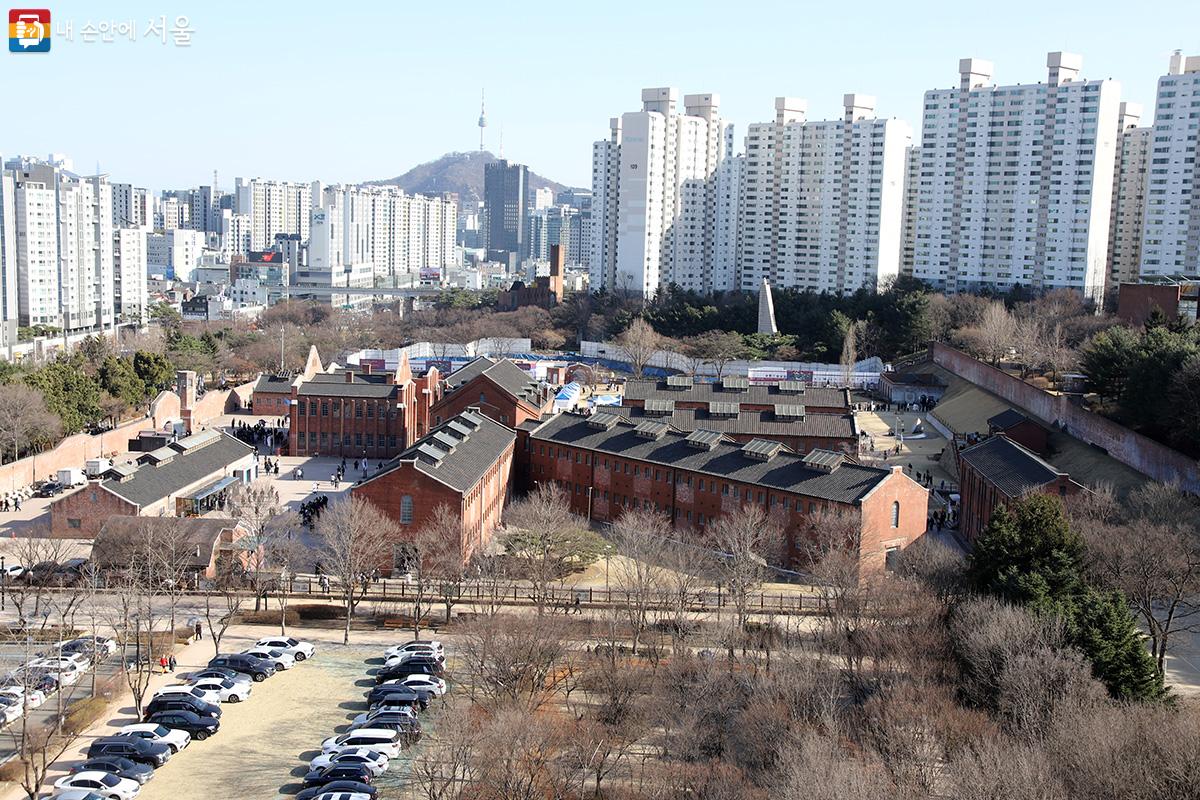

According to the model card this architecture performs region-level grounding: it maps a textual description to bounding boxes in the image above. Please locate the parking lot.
[33,626,444,800]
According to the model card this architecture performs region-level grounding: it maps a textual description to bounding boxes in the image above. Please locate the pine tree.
[1072,587,1165,701]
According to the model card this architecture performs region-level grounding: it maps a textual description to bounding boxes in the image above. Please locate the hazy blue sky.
[4,0,1195,192]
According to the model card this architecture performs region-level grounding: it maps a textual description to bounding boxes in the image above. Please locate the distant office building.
[913,53,1121,300]
[147,228,205,282]
[737,95,911,294]
[1139,52,1200,275]
[1107,102,1151,288]
[484,159,528,265]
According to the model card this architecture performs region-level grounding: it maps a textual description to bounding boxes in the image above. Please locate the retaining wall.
[929,341,1200,493]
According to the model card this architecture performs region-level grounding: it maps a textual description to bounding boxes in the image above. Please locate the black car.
[207,654,275,681]
[87,736,171,767]
[303,763,374,788]
[145,695,222,720]
[37,482,64,498]
[145,710,220,740]
[366,685,421,706]
[185,667,244,683]
[70,756,155,785]
[375,664,443,685]
[295,781,377,800]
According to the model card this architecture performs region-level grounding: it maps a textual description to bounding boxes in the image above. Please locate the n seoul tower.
[478,89,487,152]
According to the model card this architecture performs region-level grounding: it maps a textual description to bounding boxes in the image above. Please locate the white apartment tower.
[0,167,19,350]
[114,226,148,324]
[234,177,313,250]
[1,158,117,333]
[914,53,1121,300]
[900,145,920,277]
[737,95,911,294]
[589,89,734,296]
[111,183,150,228]
[1139,52,1200,275]
[1107,103,1151,286]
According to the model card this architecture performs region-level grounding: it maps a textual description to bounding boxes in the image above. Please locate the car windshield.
[151,725,170,736]
[100,774,121,787]
[286,638,300,646]
[219,679,234,688]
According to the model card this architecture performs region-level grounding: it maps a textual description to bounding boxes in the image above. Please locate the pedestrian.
[194,621,203,640]
[312,481,319,493]
[159,655,168,674]
[13,496,19,511]
[168,654,177,672]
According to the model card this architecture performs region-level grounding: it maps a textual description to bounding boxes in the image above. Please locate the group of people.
[260,457,280,475]
[1,494,23,512]
[157,653,178,674]
[300,493,329,528]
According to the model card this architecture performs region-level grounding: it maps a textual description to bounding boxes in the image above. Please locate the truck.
[56,468,86,487]
[85,458,112,478]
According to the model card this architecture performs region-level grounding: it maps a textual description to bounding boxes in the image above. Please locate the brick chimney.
[344,371,354,383]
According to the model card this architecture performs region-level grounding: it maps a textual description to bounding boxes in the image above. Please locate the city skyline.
[3,0,1194,192]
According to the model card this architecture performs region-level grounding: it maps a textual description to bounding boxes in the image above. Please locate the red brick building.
[622,376,850,415]
[1117,277,1199,328]
[528,411,927,572]
[92,517,257,580]
[287,352,440,460]
[251,346,324,420]
[986,409,1048,456]
[353,410,516,570]
[957,435,1083,544]
[600,405,858,455]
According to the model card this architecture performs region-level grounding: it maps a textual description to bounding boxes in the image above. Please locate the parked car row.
[0,636,118,727]
[51,636,316,800]
[289,639,449,800]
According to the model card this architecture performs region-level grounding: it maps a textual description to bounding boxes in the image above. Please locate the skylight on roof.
[742,438,783,461]
[685,429,723,450]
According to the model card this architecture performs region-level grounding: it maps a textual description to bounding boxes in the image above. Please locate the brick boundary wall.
[0,379,249,496]
[929,341,1200,493]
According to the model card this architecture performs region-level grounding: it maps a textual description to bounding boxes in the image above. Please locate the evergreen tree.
[1072,586,1165,701]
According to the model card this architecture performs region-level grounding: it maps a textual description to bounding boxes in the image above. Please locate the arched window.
[891,501,900,528]
[400,495,413,524]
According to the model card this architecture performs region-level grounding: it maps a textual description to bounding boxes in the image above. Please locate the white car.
[54,772,140,800]
[153,684,221,705]
[240,647,295,670]
[351,704,416,726]
[312,793,372,800]
[321,729,403,758]
[383,640,444,659]
[1,563,24,579]
[0,686,45,709]
[393,674,446,697]
[0,698,21,725]
[308,747,390,777]
[74,636,118,656]
[32,653,90,671]
[27,660,83,686]
[189,677,249,703]
[118,723,190,753]
[254,636,315,661]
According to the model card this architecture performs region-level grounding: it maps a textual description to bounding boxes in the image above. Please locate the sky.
[3,0,1197,193]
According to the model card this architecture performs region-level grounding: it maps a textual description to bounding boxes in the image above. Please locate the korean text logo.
[9,8,50,52]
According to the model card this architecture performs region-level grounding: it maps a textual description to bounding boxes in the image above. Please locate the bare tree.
[615,318,662,378]
[609,509,672,654]
[502,484,601,616]
[0,384,61,465]
[840,319,862,388]
[695,330,749,379]
[316,496,399,643]
[706,504,785,634]
[977,301,1016,366]
[409,711,482,800]
[415,505,473,625]
[202,565,247,657]
[227,479,284,610]
[459,614,572,712]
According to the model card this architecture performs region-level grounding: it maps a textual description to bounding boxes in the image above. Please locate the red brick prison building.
[353,410,516,569]
[430,357,555,429]
[957,435,1083,544]
[50,430,257,539]
[529,411,927,572]
[985,409,1048,456]
[622,376,851,415]
[600,405,857,455]
[287,353,440,460]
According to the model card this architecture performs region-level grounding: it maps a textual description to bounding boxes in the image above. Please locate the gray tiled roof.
[958,435,1063,497]
[882,372,946,388]
[98,432,255,508]
[297,379,398,399]
[253,374,293,393]
[623,378,849,409]
[532,412,891,505]
[600,406,856,439]
[362,411,516,493]
[987,408,1032,431]
[93,517,244,569]
[444,357,547,406]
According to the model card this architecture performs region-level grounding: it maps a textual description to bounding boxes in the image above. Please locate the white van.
[320,728,402,758]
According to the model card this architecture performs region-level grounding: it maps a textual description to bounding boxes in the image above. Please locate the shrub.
[239,609,300,626]
[294,603,346,621]
[63,697,109,735]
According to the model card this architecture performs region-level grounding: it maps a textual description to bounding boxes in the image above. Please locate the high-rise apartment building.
[234,177,313,251]
[1107,103,1151,287]
[114,226,148,324]
[147,229,205,282]
[1139,52,1200,275]
[1,157,117,333]
[737,95,911,294]
[589,88,733,296]
[913,53,1121,300]
[484,159,528,265]
[900,145,920,277]
[0,166,20,350]
[111,183,150,228]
